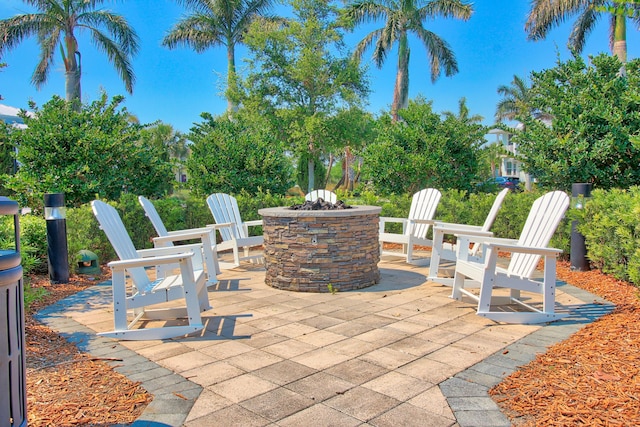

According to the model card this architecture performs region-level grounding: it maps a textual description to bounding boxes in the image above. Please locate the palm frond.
[525,0,591,41]
[344,0,390,26]
[90,29,135,94]
[163,15,225,51]
[419,0,473,21]
[78,11,140,56]
[31,29,60,88]
[353,28,384,61]
[413,26,458,81]
[568,4,599,53]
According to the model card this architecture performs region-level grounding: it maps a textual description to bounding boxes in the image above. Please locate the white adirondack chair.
[428,188,509,286]
[92,200,210,340]
[138,196,220,286]
[379,188,442,264]
[451,191,570,324]
[305,190,338,204]
[206,193,264,268]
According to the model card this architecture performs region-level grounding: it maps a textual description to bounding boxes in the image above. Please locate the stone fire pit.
[258,204,381,292]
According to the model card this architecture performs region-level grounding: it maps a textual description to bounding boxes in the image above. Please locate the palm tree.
[443,97,483,123]
[0,0,139,104]
[344,0,473,121]
[495,74,553,123]
[525,0,640,63]
[163,0,277,113]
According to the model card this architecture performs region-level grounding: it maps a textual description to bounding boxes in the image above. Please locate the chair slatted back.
[470,188,509,256]
[91,200,151,292]
[206,193,246,242]
[407,188,442,238]
[305,190,338,204]
[508,191,569,278]
[138,196,170,240]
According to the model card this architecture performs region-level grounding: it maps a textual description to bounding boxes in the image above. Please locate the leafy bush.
[580,188,640,282]
[361,98,484,195]
[3,94,174,210]
[185,112,294,197]
[515,54,640,191]
[0,213,43,274]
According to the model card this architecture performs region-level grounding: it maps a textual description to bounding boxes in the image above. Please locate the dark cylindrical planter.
[0,197,27,427]
[570,183,592,272]
[44,193,69,283]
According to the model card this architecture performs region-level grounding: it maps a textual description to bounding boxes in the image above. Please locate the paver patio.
[35,254,614,427]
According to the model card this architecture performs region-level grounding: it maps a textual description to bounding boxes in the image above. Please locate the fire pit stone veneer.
[258,205,381,292]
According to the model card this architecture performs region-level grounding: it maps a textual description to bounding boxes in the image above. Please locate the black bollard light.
[570,183,592,272]
[44,193,69,283]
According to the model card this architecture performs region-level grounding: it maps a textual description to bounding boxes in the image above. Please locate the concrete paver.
[34,255,614,426]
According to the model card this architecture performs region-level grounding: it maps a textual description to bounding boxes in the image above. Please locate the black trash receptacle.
[0,197,26,427]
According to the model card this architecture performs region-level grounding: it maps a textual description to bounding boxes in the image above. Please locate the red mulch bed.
[24,260,639,426]
[490,261,640,426]
[25,267,152,427]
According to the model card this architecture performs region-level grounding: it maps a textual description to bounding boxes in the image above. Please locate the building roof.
[0,104,33,129]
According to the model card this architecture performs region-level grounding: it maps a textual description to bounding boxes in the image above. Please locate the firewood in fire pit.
[289,198,351,210]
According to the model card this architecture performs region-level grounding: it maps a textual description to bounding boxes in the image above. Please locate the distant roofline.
[0,103,34,126]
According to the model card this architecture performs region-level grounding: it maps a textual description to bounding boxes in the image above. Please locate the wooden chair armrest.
[380,217,406,224]
[153,229,214,246]
[485,242,563,256]
[136,244,202,258]
[206,222,234,230]
[165,227,215,237]
[108,251,195,270]
[434,224,491,236]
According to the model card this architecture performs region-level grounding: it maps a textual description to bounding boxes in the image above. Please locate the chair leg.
[451,270,465,300]
[201,235,219,286]
[428,229,444,281]
[179,258,207,326]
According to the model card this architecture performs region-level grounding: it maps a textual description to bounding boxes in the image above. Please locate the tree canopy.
[185,111,293,196]
[361,97,484,195]
[2,94,173,208]
[240,0,369,191]
[343,0,473,121]
[514,54,640,191]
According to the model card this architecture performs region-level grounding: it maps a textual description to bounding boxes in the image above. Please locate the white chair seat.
[451,191,570,324]
[206,193,264,268]
[139,196,220,286]
[428,188,509,285]
[379,188,442,264]
[92,200,210,340]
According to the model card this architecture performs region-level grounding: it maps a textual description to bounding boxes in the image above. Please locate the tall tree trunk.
[344,147,355,191]
[324,152,334,188]
[307,157,315,193]
[391,33,410,122]
[65,68,81,104]
[64,35,81,109]
[307,140,315,192]
[613,12,627,76]
[227,44,239,114]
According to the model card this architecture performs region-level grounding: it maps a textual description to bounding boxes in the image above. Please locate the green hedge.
[9,188,640,287]
[579,187,640,284]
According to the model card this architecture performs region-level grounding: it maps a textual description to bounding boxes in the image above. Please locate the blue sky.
[1,0,639,134]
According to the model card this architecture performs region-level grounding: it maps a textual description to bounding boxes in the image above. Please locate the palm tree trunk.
[391,33,410,122]
[227,44,239,113]
[613,12,627,63]
[64,35,81,108]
